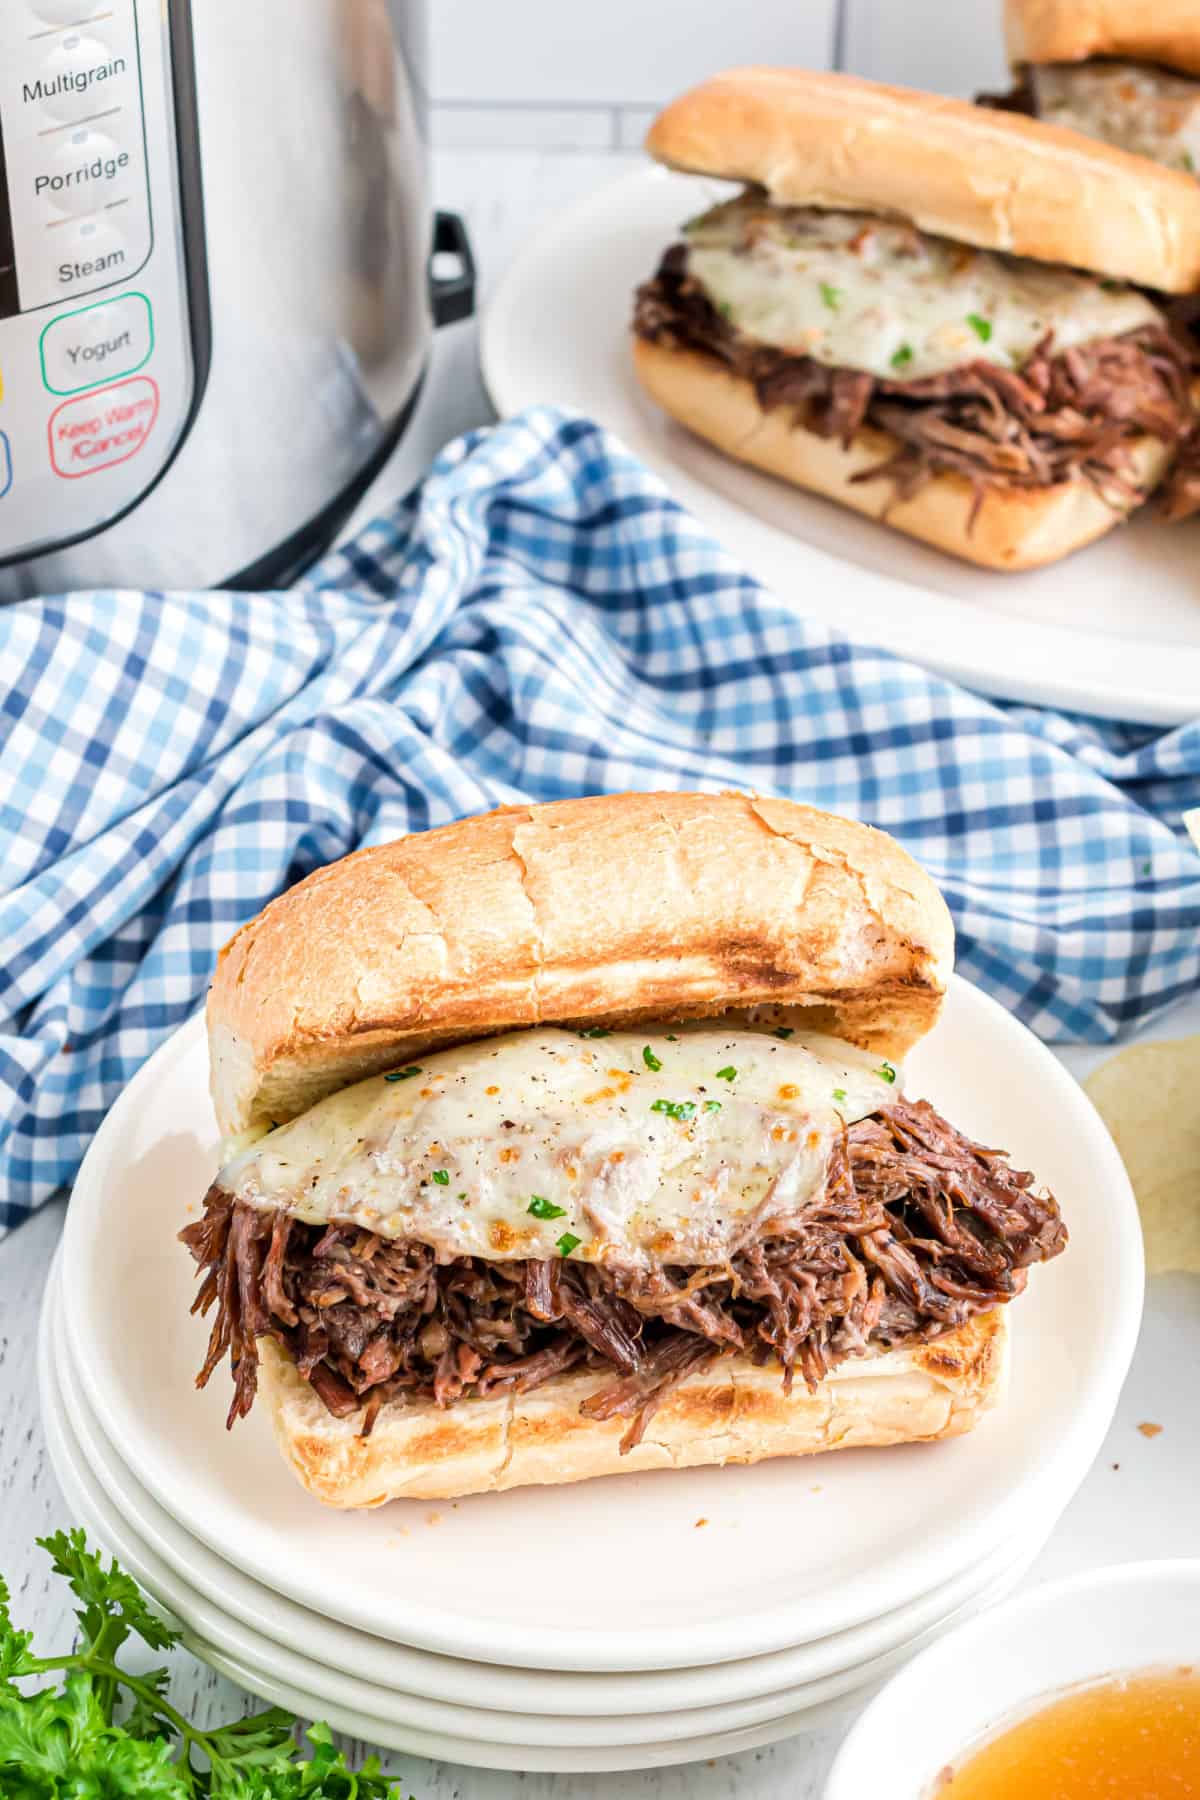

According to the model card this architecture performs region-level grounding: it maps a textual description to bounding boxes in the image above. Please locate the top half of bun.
[644,67,1200,292]
[1005,0,1200,79]
[207,792,954,1139]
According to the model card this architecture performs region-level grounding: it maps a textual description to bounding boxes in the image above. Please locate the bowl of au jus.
[825,1561,1200,1798]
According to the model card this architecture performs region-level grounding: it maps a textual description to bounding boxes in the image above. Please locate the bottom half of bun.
[259,1309,1009,1509]
[632,337,1172,573]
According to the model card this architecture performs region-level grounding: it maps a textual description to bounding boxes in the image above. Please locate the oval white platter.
[482,165,1200,725]
[48,1266,1040,1714]
[58,980,1141,1670]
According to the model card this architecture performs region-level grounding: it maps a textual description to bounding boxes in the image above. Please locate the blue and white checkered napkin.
[3,406,1200,1233]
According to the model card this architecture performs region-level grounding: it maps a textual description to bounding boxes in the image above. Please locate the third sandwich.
[999,0,1200,176]
[633,68,1200,568]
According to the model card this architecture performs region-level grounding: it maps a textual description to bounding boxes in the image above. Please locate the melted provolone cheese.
[683,193,1159,381]
[1033,61,1200,176]
[218,1026,899,1268]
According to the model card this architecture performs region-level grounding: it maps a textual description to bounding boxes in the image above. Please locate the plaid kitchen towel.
[3,406,1200,1231]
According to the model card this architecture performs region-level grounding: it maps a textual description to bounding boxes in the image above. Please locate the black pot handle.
[430,211,476,328]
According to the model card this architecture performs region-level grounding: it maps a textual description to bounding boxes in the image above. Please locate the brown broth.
[937,1669,1200,1798]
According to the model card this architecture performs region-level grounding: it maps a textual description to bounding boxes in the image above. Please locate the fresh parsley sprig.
[0,1531,409,1797]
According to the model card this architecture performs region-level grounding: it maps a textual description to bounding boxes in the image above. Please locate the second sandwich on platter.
[181,792,1066,1508]
[632,68,1200,569]
[998,0,1200,175]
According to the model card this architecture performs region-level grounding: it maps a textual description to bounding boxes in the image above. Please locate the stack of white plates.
[41,978,1143,1772]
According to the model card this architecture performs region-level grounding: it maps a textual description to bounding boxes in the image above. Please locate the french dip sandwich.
[632,68,1200,568]
[992,2,1200,519]
[183,793,1066,1508]
[999,0,1200,174]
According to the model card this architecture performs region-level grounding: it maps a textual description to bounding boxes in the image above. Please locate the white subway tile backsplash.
[615,107,662,152]
[839,0,1009,96]
[424,0,1013,149]
[427,0,838,105]
[432,105,616,150]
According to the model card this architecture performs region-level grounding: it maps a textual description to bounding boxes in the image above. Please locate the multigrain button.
[40,291,152,394]
[28,33,132,125]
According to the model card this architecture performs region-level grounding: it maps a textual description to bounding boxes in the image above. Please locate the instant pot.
[0,0,471,597]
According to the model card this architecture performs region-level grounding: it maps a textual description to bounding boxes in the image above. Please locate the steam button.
[42,212,136,296]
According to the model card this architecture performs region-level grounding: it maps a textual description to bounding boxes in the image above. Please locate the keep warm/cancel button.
[48,375,159,478]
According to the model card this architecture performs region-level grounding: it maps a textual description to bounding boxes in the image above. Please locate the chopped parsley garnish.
[1099,277,1121,292]
[557,1232,582,1256]
[528,1195,567,1220]
[820,282,842,312]
[651,1098,696,1121]
[773,1027,794,1040]
[718,299,735,321]
[384,1065,422,1082]
[715,1065,737,1082]
[703,1099,723,1114]
[431,1169,449,1185]
[0,1529,408,1797]
[966,312,992,343]
[578,1026,612,1038]
[879,1061,897,1084]
[890,344,913,371]
[833,1087,847,1104]
[643,1045,663,1071]
[1183,150,1196,173]
[665,1033,679,1041]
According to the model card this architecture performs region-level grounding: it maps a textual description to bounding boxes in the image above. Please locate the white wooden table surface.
[4,141,1200,1799]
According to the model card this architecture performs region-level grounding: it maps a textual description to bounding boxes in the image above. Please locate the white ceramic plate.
[36,1296,855,1777]
[40,1351,834,1771]
[482,165,1200,725]
[41,1313,1045,1776]
[46,1343,1036,1751]
[198,1640,849,1774]
[43,1274,1050,1748]
[48,1273,1043,1718]
[58,977,1141,1670]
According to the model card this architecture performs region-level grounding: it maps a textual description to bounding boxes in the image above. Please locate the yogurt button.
[40,292,152,394]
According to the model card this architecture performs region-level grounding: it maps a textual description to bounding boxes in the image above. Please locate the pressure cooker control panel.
[0,0,196,563]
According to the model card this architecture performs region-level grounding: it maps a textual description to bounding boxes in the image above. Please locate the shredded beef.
[1160,425,1200,519]
[182,1100,1066,1452]
[976,74,1036,118]
[633,249,1199,518]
